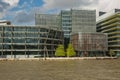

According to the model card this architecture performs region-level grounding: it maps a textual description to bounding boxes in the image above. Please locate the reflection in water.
[0,59,120,80]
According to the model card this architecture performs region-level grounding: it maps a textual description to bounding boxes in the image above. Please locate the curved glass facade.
[0,25,63,58]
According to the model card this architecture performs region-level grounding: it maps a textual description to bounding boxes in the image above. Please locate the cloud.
[11,0,98,25]
[2,0,19,7]
[2,0,120,25]
[99,0,120,12]
[0,0,19,18]
[13,10,35,25]
[41,0,98,12]
[0,1,9,12]
[0,1,9,18]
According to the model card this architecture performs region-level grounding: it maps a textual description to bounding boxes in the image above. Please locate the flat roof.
[97,9,120,22]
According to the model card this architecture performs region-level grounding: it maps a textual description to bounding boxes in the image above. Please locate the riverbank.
[0,57,118,61]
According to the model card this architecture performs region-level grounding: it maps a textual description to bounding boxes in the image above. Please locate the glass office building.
[71,32,108,57]
[59,9,96,38]
[97,9,120,56]
[71,10,96,33]
[35,9,96,38]
[35,14,60,29]
[0,25,63,58]
[60,10,72,38]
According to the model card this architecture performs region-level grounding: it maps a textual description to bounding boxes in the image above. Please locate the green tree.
[55,45,65,57]
[109,49,115,57]
[66,43,76,57]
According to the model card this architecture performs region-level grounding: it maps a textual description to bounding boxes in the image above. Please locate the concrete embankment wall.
[0,57,118,61]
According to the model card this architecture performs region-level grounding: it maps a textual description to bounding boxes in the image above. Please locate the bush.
[55,45,65,57]
[109,49,115,57]
[66,43,76,57]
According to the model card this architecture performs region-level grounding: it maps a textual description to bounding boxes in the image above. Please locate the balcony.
[102,28,120,33]
[109,45,120,47]
[108,36,120,39]
[100,18,119,27]
[108,40,120,43]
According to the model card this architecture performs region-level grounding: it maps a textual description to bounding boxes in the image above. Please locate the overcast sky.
[0,0,120,25]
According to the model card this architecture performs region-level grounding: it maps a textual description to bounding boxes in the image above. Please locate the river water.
[0,59,120,80]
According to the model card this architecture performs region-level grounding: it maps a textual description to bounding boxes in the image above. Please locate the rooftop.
[97,9,120,22]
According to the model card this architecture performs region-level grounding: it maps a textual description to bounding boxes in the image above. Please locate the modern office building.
[59,9,96,38]
[0,25,63,58]
[71,32,108,57]
[59,10,72,38]
[59,9,96,49]
[71,9,96,33]
[35,9,96,38]
[35,14,59,29]
[97,9,120,56]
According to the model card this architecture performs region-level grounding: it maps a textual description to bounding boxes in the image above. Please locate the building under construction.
[0,25,63,58]
[71,32,108,57]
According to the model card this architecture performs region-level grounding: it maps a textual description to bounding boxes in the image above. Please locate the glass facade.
[71,32,108,56]
[71,10,96,33]
[35,9,96,38]
[60,9,96,38]
[60,10,72,38]
[35,14,59,29]
[0,25,63,58]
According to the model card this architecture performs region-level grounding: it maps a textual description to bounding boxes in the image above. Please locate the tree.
[66,43,76,57]
[55,45,66,57]
[109,49,115,57]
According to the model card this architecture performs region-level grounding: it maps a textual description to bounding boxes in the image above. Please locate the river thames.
[0,59,120,80]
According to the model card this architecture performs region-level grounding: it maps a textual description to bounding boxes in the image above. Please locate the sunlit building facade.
[97,9,120,56]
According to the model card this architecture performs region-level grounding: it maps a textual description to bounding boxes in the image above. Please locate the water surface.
[0,59,120,80]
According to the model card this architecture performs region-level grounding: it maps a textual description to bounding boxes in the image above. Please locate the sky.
[0,0,120,25]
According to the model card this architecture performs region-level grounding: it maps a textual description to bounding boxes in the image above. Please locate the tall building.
[0,25,63,58]
[59,9,96,38]
[97,9,120,56]
[60,10,72,38]
[35,9,96,38]
[59,9,96,49]
[71,32,108,56]
[35,14,59,29]
[71,9,96,33]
